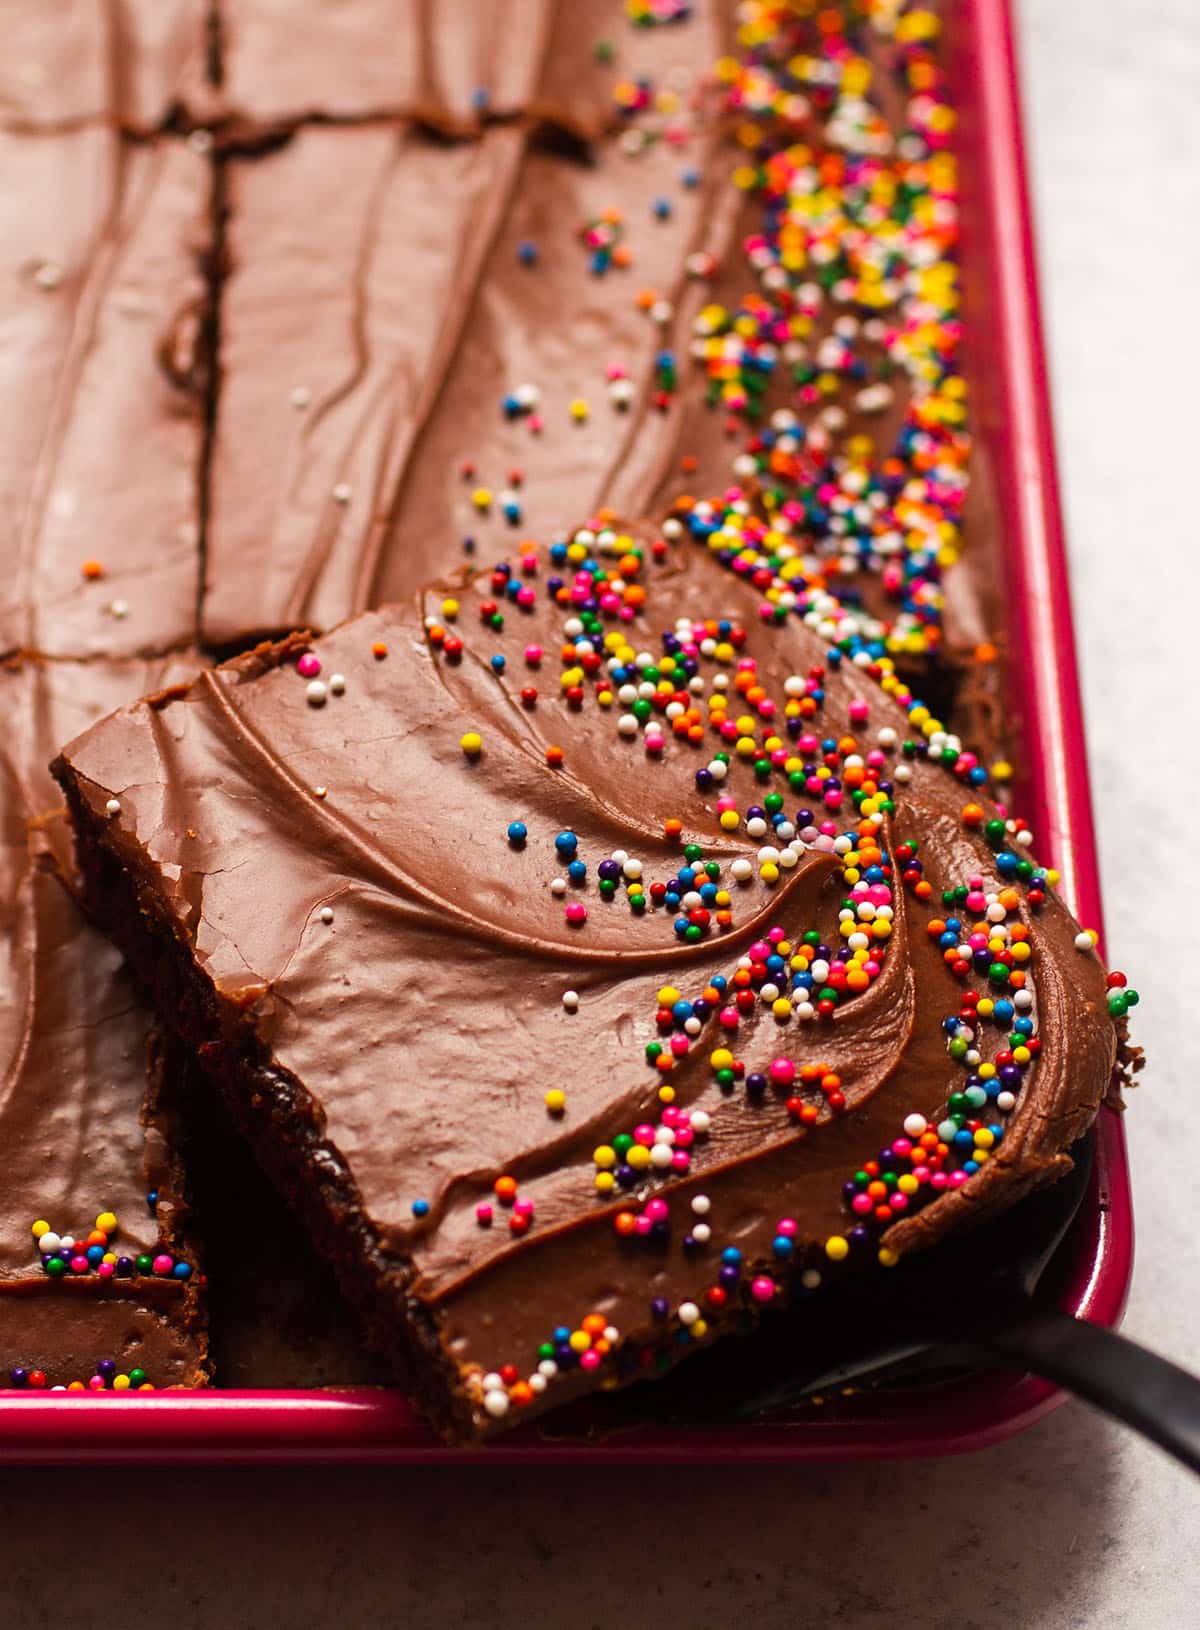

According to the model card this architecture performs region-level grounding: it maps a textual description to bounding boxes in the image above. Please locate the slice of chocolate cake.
[55,526,1129,1437]
[1,659,207,1393]
[0,128,212,660]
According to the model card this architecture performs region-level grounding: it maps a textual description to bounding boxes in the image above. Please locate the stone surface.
[0,2,1195,1625]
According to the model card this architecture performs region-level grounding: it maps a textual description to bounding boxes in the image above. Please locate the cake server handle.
[972,1307,1200,1474]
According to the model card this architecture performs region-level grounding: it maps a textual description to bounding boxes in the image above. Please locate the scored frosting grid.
[7,0,1137,1426]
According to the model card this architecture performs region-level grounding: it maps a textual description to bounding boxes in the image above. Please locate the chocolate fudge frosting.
[0,129,211,660]
[1,658,206,1389]
[212,0,717,140]
[0,0,214,135]
[56,528,1120,1437]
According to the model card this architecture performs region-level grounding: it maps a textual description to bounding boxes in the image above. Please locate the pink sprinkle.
[633,1124,656,1147]
[475,1203,493,1226]
[88,1375,106,1391]
[152,1254,173,1276]
[750,1277,775,1303]
[768,1058,795,1086]
[579,1349,601,1371]
[97,1261,114,1279]
[524,644,543,665]
[776,1217,797,1236]
[565,902,587,926]
[644,1198,669,1224]
[848,699,869,724]
[297,653,321,678]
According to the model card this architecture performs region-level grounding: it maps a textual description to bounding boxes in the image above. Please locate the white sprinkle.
[903,1114,927,1138]
[537,1359,558,1379]
[691,1222,712,1244]
[329,672,346,696]
[690,1194,711,1215]
[550,877,567,897]
[105,798,121,818]
[996,1090,1017,1112]
[1074,932,1094,953]
[33,260,62,290]
[319,906,334,925]
[689,1111,711,1135]
[108,598,129,620]
[801,1269,822,1291]
[306,680,328,706]
[528,1373,547,1394]
[483,1389,510,1419]
[561,989,579,1012]
[290,386,311,409]
[332,483,352,504]
[188,128,214,155]
[677,1301,700,1326]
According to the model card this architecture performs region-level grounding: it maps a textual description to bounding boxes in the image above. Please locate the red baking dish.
[0,0,1133,1463]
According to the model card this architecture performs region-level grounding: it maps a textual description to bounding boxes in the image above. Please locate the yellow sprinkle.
[825,1235,850,1263]
[544,1089,566,1115]
[593,1145,616,1169]
[460,731,483,757]
[31,1220,49,1239]
[95,1211,118,1234]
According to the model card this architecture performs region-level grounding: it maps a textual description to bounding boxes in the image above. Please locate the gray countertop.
[1,3,1196,1625]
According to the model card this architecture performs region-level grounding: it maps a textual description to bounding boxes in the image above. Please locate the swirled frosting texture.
[57,535,1114,1436]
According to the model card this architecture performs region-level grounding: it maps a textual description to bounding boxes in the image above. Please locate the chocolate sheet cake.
[4,1,1136,1422]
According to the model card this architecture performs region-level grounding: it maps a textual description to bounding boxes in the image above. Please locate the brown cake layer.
[55,531,1118,1438]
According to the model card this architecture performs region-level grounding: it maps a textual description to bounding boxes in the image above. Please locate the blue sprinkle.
[411,1199,430,1219]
